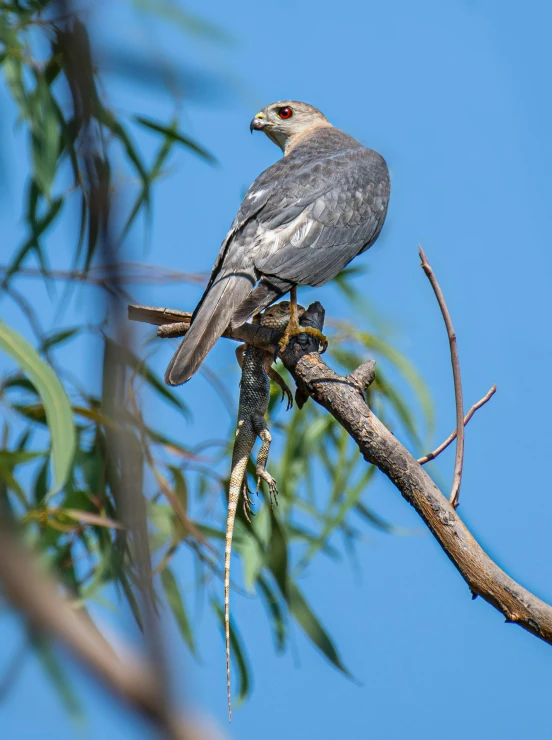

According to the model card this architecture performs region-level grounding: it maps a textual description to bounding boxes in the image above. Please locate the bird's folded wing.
[252,147,390,287]
[199,139,389,305]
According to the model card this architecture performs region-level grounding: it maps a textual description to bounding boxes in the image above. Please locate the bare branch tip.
[417,384,497,466]
[349,360,377,391]
[418,242,465,506]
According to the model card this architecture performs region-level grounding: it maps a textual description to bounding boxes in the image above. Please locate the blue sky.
[2,0,552,737]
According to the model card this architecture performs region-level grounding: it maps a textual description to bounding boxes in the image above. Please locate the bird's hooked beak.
[250,111,267,133]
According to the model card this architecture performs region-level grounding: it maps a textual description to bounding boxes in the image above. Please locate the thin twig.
[419,245,464,508]
[128,305,279,353]
[128,305,191,327]
[418,385,497,465]
[0,263,207,287]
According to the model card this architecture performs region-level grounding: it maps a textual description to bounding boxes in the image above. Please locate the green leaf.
[29,72,60,196]
[2,197,63,287]
[354,501,410,534]
[296,464,377,573]
[99,108,149,182]
[132,0,232,45]
[0,450,46,466]
[266,509,288,599]
[195,524,226,541]
[289,582,354,679]
[374,370,425,450]
[257,575,286,652]
[358,330,434,436]
[40,327,80,352]
[116,567,144,632]
[63,509,123,530]
[168,465,188,512]
[0,322,76,495]
[0,466,28,508]
[33,635,82,720]
[3,54,29,119]
[105,339,190,419]
[118,125,177,244]
[148,502,174,539]
[240,532,263,592]
[33,456,50,505]
[160,567,197,656]
[133,116,217,164]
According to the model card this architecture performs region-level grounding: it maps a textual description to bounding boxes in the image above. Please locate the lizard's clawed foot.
[242,484,256,524]
[266,367,293,410]
[256,469,279,509]
[281,387,293,411]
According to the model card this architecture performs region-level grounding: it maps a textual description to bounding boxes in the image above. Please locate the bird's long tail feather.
[230,275,293,328]
[164,271,254,385]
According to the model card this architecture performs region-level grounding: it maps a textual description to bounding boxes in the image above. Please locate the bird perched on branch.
[164,100,390,386]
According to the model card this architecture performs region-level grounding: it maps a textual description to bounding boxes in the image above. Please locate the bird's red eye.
[278,107,293,120]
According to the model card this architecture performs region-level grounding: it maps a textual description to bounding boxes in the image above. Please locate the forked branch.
[418,385,497,465]
[419,246,465,508]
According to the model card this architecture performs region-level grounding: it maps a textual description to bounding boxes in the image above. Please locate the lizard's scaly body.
[224,302,302,721]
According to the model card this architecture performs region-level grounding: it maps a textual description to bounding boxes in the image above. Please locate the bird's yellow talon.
[277,325,328,355]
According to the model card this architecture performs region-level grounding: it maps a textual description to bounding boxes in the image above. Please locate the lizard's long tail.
[225,439,250,722]
[164,270,254,386]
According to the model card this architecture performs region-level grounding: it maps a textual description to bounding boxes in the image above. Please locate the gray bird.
[164,100,390,385]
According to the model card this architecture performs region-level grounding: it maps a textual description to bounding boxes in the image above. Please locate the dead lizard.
[224,301,305,721]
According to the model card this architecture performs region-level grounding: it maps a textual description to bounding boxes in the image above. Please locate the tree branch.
[419,246,465,508]
[418,385,497,465]
[0,520,215,739]
[128,304,282,352]
[128,300,552,647]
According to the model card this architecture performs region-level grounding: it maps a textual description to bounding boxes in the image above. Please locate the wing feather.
[252,146,390,287]
[195,128,389,322]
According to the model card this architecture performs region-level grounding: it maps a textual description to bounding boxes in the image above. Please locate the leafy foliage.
[0,0,432,713]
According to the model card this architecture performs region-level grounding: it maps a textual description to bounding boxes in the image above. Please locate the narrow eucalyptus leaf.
[257,575,286,652]
[160,567,197,655]
[289,582,354,679]
[0,322,75,495]
[133,116,217,164]
[33,636,82,720]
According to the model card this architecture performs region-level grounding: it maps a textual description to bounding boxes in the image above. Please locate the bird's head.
[250,101,332,153]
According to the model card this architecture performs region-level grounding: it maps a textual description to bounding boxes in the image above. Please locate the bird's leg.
[278,286,328,355]
[289,285,299,329]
